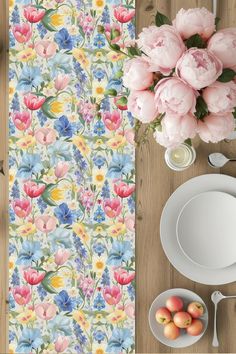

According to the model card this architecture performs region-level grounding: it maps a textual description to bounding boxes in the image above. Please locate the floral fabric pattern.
[9,0,135,353]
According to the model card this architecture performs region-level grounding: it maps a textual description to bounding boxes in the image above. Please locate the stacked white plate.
[160,174,236,285]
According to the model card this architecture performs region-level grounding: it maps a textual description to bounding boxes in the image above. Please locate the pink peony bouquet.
[101,7,236,148]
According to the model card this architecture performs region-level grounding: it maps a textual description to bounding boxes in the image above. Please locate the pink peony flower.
[54,336,70,353]
[197,113,235,143]
[114,182,135,198]
[103,198,122,218]
[153,112,197,148]
[155,77,197,115]
[125,215,135,232]
[176,48,223,90]
[24,93,46,110]
[23,6,45,23]
[23,180,46,198]
[208,28,236,70]
[54,74,70,91]
[12,286,32,305]
[35,40,57,59]
[105,24,122,44]
[55,161,69,178]
[12,198,32,218]
[137,25,185,75]
[203,81,236,114]
[123,57,153,91]
[114,268,135,285]
[12,23,32,43]
[54,249,70,265]
[114,6,135,23]
[35,215,57,233]
[127,90,158,123]
[35,128,57,145]
[103,285,122,305]
[35,303,57,320]
[23,268,45,285]
[173,7,215,40]
[102,110,122,131]
[12,111,32,131]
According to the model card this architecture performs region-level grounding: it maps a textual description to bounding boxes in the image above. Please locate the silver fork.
[211,291,236,347]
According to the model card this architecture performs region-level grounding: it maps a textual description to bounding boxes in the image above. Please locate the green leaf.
[195,96,208,120]
[104,89,117,97]
[215,16,221,26]
[109,44,120,51]
[41,271,58,294]
[184,138,192,146]
[186,34,206,49]
[41,9,57,32]
[217,68,236,83]
[127,46,142,57]
[115,96,128,108]
[155,11,171,26]
[233,107,236,119]
[41,96,58,119]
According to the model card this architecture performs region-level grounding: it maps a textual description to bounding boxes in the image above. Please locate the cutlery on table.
[211,291,236,347]
[208,153,236,168]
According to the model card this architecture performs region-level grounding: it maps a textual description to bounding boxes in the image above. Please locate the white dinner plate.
[160,174,236,285]
[177,191,236,269]
[149,288,208,348]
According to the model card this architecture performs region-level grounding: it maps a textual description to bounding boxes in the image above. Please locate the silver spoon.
[211,291,236,347]
[208,152,236,168]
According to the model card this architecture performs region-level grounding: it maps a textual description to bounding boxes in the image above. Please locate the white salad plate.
[149,288,208,348]
[176,191,236,269]
[160,174,236,285]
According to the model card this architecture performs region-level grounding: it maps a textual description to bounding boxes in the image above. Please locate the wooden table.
[136,1,236,353]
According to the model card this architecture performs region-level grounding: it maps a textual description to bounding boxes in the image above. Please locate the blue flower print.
[55,290,76,312]
[93,155,106,168]
[94,34,106,48]
[17,66,42,92]
[16,241,42,266]
[94,205,105,223]
[94,120,105,136]
[49,53,72,77]
[17,153,43,179]
[16,328,43,353]
[107,153,133,178]
[48,315,72,338]
[93,242,105,256]
[55,203,75,224]
[49,227,73,250]
[93,68,106,81]
[48,141,72,165]
[94,329,106,343]
[54,115,74,137]
[93,293,105,310]
[55,28,74,50]
[107,241,133,266]
[106,328,133,353]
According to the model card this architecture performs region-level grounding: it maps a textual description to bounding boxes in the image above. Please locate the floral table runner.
[9,0,135,352]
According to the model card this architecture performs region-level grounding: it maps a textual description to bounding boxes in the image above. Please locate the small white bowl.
[149,288,208,348]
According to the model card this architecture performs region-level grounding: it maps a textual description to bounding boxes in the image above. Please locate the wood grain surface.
[136,1,236,353]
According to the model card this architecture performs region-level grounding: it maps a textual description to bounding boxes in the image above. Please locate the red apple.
[164,322,180,340]
[155,307,172,325]
[166,296,183,312]
[173,311,192,328]
[186,319,204,336]
[187,302,204,319]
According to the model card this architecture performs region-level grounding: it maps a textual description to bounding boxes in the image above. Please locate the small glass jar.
[165,143,196,171]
